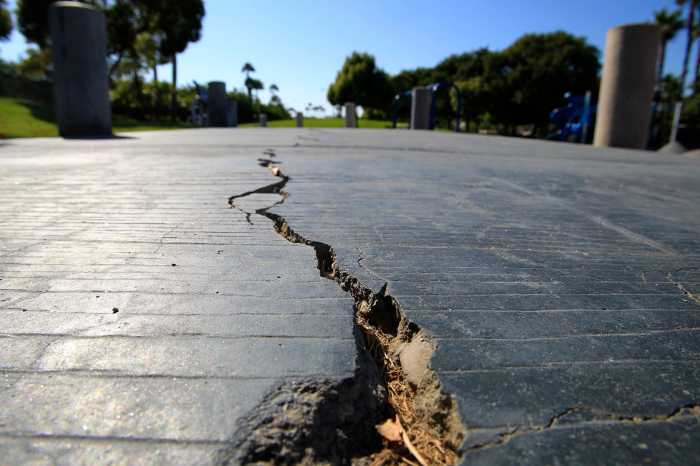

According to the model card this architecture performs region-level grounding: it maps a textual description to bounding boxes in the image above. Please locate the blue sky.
[1,0,696,115]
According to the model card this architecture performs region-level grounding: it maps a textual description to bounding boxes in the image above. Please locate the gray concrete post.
[207,81,227,127]
[296,113,304,127]
[260,114,268,127]
[228,99,238,127]
[49,1,111,137]
[411,87,432,130]
[593,24,661,149]
[344,103,357,128]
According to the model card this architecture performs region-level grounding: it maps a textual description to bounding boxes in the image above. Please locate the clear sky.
[1,0,696,115]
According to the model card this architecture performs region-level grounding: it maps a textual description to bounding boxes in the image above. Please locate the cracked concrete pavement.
[1,128,700,464]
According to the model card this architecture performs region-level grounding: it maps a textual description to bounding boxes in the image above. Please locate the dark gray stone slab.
[2,128,700,463]
[258,129,700,464]
[0,132,357,463]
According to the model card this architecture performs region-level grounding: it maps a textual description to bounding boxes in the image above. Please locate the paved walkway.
[1,129,700,464]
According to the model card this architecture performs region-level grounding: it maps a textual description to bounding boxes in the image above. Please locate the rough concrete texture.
[594,23,660,149]
[1,129,700,464]
[345,103,357,128]
[411,87,432,130]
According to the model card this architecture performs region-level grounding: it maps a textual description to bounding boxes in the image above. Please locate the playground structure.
[392,82,463,132]
[190,81,208,126]
[547,91,595,143]
[189,81,238,127]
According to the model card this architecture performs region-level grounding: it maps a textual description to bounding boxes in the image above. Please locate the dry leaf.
[376,416,403,443]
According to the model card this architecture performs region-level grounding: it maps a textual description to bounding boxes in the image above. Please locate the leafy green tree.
[327,52,393,115]
[134,31,167,116]
[0,0,12,43]
[16,0,135,79]
[140,0,205,119]
[16,0,104,48]
[663,74,683,103]
[682,85,700,126]
[16,0,53,47]
[502,31,599,134]
[105,0,141,80]
[16,47,51,79]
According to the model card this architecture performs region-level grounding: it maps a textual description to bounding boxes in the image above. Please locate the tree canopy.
[502,31,600,128]
[0,0,12,42]
[327,52,393,113]
[139,0,204,59]
[16,0,108,47]
[341,32,600,133]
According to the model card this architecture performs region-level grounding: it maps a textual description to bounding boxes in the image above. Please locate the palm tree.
[268,84,279,105]
[677,0,698,94]
[241,62,255,78]
[667,0,699,143]
[245,78,264,100]
[694,8,700,90]
[241,62,255,99]
[654,9,684,87]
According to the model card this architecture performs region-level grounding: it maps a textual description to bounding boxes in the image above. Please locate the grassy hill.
[0,97,193,138]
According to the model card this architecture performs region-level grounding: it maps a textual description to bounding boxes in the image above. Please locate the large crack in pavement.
[218,149,466,465]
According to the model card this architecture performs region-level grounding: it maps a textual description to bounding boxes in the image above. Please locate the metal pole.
[580,91,592,143]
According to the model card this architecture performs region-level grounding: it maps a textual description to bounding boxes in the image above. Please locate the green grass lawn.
[0,97,58,138]
[0,97,405,138]
[0,97,193,138]
[239,117,406,129]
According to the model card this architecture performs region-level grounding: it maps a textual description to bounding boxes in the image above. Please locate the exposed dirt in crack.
[223,149,466,465]
[217,333,388,466]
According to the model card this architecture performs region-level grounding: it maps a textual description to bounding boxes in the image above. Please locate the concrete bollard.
[344,103,357,128]
[593,24,661,149]
[296,113,304,127]
[411,87,432,130]
[260,113,268,127]
[207,81,227,127]
[49,1,111,137]
[227,99,238,127]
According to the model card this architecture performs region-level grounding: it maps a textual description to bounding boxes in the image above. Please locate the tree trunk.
[695,24,700,91]
[170,54,177,121]
[108,51,124,83]
[153,64,159,120]
[679,2,696,95]
[656,40,667,90]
